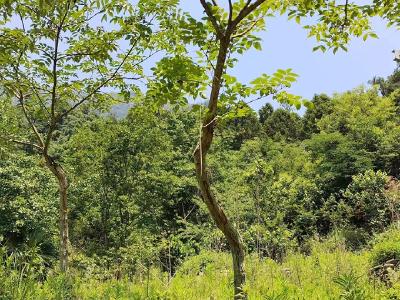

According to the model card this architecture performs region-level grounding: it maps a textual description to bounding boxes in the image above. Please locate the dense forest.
[0,0,399,299]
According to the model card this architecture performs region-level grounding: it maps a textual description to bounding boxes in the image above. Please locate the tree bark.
[45,155,69,272]
[192,36,247,300]
[194,151,247,299]
[196,2,268,298]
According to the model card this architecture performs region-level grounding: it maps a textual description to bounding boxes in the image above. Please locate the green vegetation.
[2,232,400,299]
[0,0,400,299]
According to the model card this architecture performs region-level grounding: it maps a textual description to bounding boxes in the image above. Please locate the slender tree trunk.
[195,2,268,297]
[192,35,247,299]
[44,155,69,272]
[194,151,247,299]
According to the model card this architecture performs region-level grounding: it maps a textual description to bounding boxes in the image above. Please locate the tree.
[0,0,175,271]
[258,103,273,124]
[370,68,400,109]
[217,102,262,150]
[263,108,304,141]
[303,94,333,137]
[316,88,399,177]
[192,2,303,298]
[62,106,201,276]
[307,131,373,194]
[147,0,394,298]
[0,150,57,256]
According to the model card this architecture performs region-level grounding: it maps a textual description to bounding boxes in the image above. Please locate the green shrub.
[44,274,76,300]
[264,287,289,300]
[175,250,230,277]
[343,170,391,233]
[242,223,295,262]
[370,228,400,267]
[381,282,400,299]
[341,227,370,251]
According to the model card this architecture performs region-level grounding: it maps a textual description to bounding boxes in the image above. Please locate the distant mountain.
[110,103,134,118]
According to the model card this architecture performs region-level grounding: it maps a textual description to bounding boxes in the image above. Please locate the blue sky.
[180,1,400,111]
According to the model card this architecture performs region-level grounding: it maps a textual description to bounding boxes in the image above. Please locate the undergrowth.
[1,231,400,300]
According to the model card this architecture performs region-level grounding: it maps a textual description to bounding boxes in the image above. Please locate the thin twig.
[341,0,349,33]
[229,0,265,33]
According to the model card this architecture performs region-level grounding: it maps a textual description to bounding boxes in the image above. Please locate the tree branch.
[200,0,224,40]
[229,0,266,33]
[232,16,265,39]
[45,0,72,152]
[341,0,349,33]
[228,0,233,24]
[195,0,268,156]
[64,9,106,29]
[50,0,71,119]
[58,42,139,120]
[0,135,43,151]
[8,39,45,149]
[58,50,103,60]
[18,93,45,147]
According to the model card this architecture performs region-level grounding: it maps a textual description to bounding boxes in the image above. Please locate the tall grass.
[1,234,400,300]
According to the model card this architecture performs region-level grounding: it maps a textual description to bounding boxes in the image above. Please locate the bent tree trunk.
[45,155,69,272]
[194,150,246,299]
[195,2,268,298]
[192,31,247,300]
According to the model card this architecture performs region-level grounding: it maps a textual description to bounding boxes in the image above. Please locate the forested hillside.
[0,0,399,299]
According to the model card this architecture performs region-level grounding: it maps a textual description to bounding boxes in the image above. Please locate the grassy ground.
[2,238,400,299]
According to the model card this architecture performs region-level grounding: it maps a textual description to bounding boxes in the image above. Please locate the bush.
[44,273,76,300]
[343,170,391,233]
[175,250,230,277]
[341,227,370,251]
[242,223,295,262]
[370,228,400,267]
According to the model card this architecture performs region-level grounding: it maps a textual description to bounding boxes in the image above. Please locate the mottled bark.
[194,151,246,298]
[193,35,247,299]
[45,155,69,272]
[195,2,267,298]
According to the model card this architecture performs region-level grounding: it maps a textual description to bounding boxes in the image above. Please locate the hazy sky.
[181,2,400,111]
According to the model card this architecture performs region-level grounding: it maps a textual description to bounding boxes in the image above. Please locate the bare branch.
[7,37,46,149]
[50,0,71,119]
[26,83,52,117]
[45,0,72,152]
[341,0,349,33]
[64,9,105,29]
[202,48,216,71]
[58,50,103,60]
[18,3,55,27]
[17,9,26,32]
[13,72,52,116]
